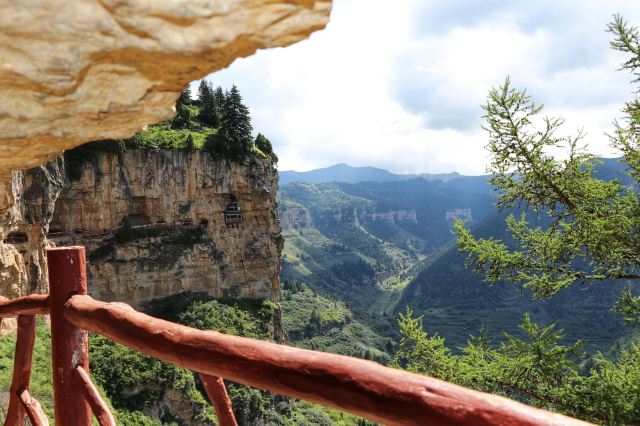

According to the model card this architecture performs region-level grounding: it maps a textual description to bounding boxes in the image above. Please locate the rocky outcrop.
[0,160,64,299]
[0,0,331,176]
[320,206,418,226]
[359,209,417,224]
[280,201,313,229]
[49,148,282,306]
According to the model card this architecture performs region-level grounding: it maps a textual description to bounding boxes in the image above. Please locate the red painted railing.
[0,247,592,426]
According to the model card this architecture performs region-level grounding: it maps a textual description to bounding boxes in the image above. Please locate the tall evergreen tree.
[395,16,640,425]
[197,80,217,127]
[213,86,225,125]
[219,85,253,158]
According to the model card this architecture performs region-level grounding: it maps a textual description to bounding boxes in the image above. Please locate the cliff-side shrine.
[224,195,243,227]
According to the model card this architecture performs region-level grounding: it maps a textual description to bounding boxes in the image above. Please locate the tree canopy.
[197,80,218,128]
[454,15,640,323]
[391,15,640,425]
[393,309,640,425]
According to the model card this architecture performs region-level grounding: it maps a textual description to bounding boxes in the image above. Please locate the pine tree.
[213,86,225,125]
[219,85,253,158]
[394,17,640,425]
[172,86,193,129]
[197,80,217,127]
[171,103,191,130]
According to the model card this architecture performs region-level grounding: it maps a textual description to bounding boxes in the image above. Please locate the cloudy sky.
[202,0,640,175]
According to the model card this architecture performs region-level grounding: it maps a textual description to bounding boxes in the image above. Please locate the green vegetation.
[0,320,161,425]
[281,280,392,362]
[90,334,216,425]
[255,133,278,162]
[394,15,640,425]
[63,82,278,172]
[394,309,640,424]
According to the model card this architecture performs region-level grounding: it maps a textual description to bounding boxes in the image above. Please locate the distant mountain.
[279,163,461,185]
[279,177,494,319]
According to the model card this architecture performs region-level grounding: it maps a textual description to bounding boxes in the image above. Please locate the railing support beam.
[74,366,116,426]
[18,389,49,426]
[47,247,91,426]
[4,314,36,426]
[200,374,238,426]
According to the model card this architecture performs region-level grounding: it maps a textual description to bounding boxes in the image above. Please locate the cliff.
[1,148,283,312]
[280,200,314,230]
[50,147,283,307]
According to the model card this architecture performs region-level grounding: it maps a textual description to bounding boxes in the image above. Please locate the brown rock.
[0,0,331,175]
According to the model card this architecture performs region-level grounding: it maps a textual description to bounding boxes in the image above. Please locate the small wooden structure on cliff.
[0,246,593,426]
[223,196,243,227]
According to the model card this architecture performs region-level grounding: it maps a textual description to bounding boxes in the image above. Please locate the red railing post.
[47,247,91,426]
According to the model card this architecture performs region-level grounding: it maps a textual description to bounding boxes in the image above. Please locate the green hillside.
[398,212,633,352]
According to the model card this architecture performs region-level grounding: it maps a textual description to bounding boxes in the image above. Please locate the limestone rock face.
[359,209,418,224]
[0,0,331,176]
[0,160,64,298]
[49,149,282,306]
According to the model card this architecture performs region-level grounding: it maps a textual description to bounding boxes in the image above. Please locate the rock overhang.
[0,0,332,176]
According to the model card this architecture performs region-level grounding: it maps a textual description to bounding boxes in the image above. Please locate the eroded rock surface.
[0,160,64,299]
[0,0,331,175]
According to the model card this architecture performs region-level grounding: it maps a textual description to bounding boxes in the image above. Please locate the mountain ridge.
[279,162,463,185]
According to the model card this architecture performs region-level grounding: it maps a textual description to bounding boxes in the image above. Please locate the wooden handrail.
[63,294,592,426]
[200,374,238,426]
[0,246,594,425]
[0,295,49,317]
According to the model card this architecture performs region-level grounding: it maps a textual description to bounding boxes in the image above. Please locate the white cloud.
[203,0,640,175]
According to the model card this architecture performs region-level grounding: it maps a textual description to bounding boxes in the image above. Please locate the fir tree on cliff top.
[177,86,192,107]
[205,84,254,160]
[171,87,193,130]
[197,80,218,128]
[220,85,253,146]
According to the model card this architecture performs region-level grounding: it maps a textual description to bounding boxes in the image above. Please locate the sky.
[201,0,640,175]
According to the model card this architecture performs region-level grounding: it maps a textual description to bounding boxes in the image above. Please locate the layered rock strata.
[49,148,282,306]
